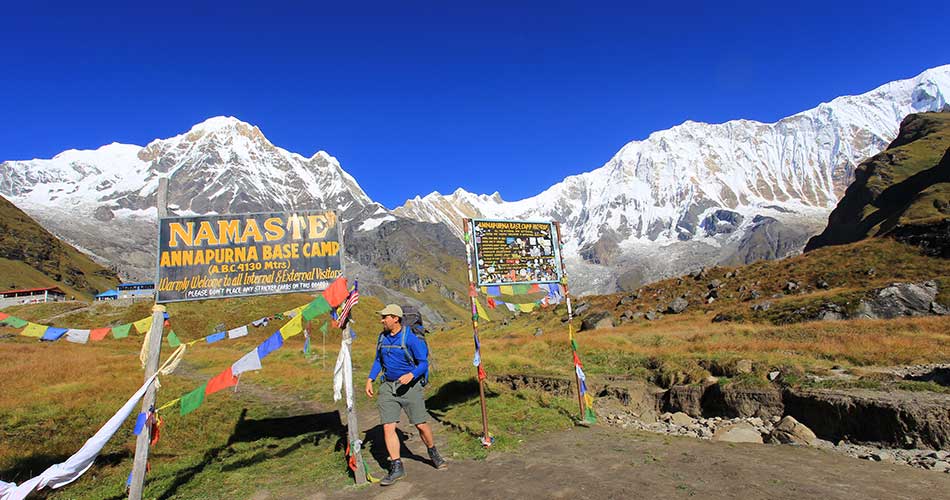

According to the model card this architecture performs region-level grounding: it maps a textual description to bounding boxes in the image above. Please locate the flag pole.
[554,222,586,422]
[129,177,169,500]
[463,219,491,446]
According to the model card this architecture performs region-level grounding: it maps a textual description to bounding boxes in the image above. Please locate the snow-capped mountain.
[0,117,390,278]
[394,65,950,292]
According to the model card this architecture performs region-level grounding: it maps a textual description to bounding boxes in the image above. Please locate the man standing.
[365,304,447,486]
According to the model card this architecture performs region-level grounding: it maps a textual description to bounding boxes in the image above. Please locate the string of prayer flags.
[569,324,596,424]
[133,317,153,334]
[65,329,91,344]
[40,327,68,341]
[167,331,181,348]
[22,322,47,338]
[179,383,207,416]
[112,324,132,339]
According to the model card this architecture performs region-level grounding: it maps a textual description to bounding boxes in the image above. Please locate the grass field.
[1,238,949,498]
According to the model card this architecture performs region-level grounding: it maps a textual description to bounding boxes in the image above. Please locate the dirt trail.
[315,424,950,500]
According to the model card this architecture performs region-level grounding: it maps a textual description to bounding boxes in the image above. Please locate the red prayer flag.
[486,298,496,309]
[205,367,238,395]
[0,312,7,321]
[477,365,487,381]
[529,283,542,293]
[322,277,349,308]
[89,327,111,341]
[573,352,582,368]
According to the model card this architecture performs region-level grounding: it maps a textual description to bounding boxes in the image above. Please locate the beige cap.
[378,304,403,318]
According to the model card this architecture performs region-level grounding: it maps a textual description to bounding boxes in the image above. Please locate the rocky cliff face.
[805,112,950,256]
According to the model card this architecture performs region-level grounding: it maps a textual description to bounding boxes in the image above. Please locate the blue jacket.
[368,326,428,382]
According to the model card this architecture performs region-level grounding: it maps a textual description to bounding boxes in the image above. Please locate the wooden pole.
[554,222,586,421]
[463,219,491,445]
[129,176,169,500]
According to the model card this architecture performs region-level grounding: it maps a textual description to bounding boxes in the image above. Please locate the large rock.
[666,297,689,314]
[712,422,763,443]
[768,415,818,446]
[855,281,947,319]
[580,311,615,331]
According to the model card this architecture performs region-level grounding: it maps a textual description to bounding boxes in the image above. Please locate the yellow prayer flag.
[281,315,304,339]
[133,316,153,334]
[474,299,491,322]
[518,303,536,313]
[584,393,595,408]
[499,285,514,296]
[22,322,47,338]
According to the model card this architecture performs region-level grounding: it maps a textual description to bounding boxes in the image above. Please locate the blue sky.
[3,1,949,208]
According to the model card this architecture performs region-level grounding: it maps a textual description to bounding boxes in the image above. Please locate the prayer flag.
[281,315,303,339]
[257,331,284,359]
[41,327,68,341]
[487,298,496,309]
[473,350,480,366]
[529,283,542,293]
[1,315,28,328]
[133,412,147,435]
[65,329,91,344]
[486,286,501,296]
[513,284,530,295]
[180,383,207,416]
[89,327,111,341]
[206,332,226,344]
[518,302,535,313]
[251,317,269,328]
[133,317,152,334]
[337,284,359,327]
[499,285,514,295]
[232,349,263,375]
[303,296,331,321]
[475,299,491,321]
[322,277,349,308]
[303,333,310,355]
[227,325,248,339]
[167,330,181,348]
[477,365,487,381]
[283,309,297,318]
[320,321,328,334]
[505,302,518,312]
[205,367,238,395]
[112,324,131,339]
[22,322,47,338]
[0,312,7,321]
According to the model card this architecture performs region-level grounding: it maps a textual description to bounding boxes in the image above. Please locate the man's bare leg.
[383,422,401,460]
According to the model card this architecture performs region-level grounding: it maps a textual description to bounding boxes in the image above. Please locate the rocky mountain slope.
[805,111,950,257]
[0,195,119,299]
[395,65,950,292]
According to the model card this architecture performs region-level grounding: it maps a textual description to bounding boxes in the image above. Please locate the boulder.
[735,359,753,374]
[645,311,661,321]
[666,298,689,314]
[580,311,615,331]
[767,416,818,446]
[751,301,772,312]
[855,281,947,319]
[670,411,695,426]
[712,422,763,444]
[784,281,800,293]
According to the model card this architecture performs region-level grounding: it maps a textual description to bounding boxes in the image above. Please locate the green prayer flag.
[571,339,578,352]
[512,284,530,295]
[1,316,28,328]
[167,330,181,348]
[112,323,132,339]
[180,383,207,416]
[584,407,597,424]
[319,321,328,334]
[302,296,331,321]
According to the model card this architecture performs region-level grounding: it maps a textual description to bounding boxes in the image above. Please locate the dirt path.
[315,424,950,500]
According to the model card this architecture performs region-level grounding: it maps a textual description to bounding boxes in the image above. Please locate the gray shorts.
[377,380,429,425]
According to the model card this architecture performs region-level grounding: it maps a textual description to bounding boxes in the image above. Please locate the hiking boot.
[380,459,405,486]
[428,447,447,470]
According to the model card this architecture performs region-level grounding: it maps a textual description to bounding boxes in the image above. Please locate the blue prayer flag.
[257,331,284,359]
[40,327,68,341]
[206,332,226,344]
[133,412,147,435]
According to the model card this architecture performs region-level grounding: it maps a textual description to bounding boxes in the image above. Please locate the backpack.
[402,305,426,337]
[377,325,430,386]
